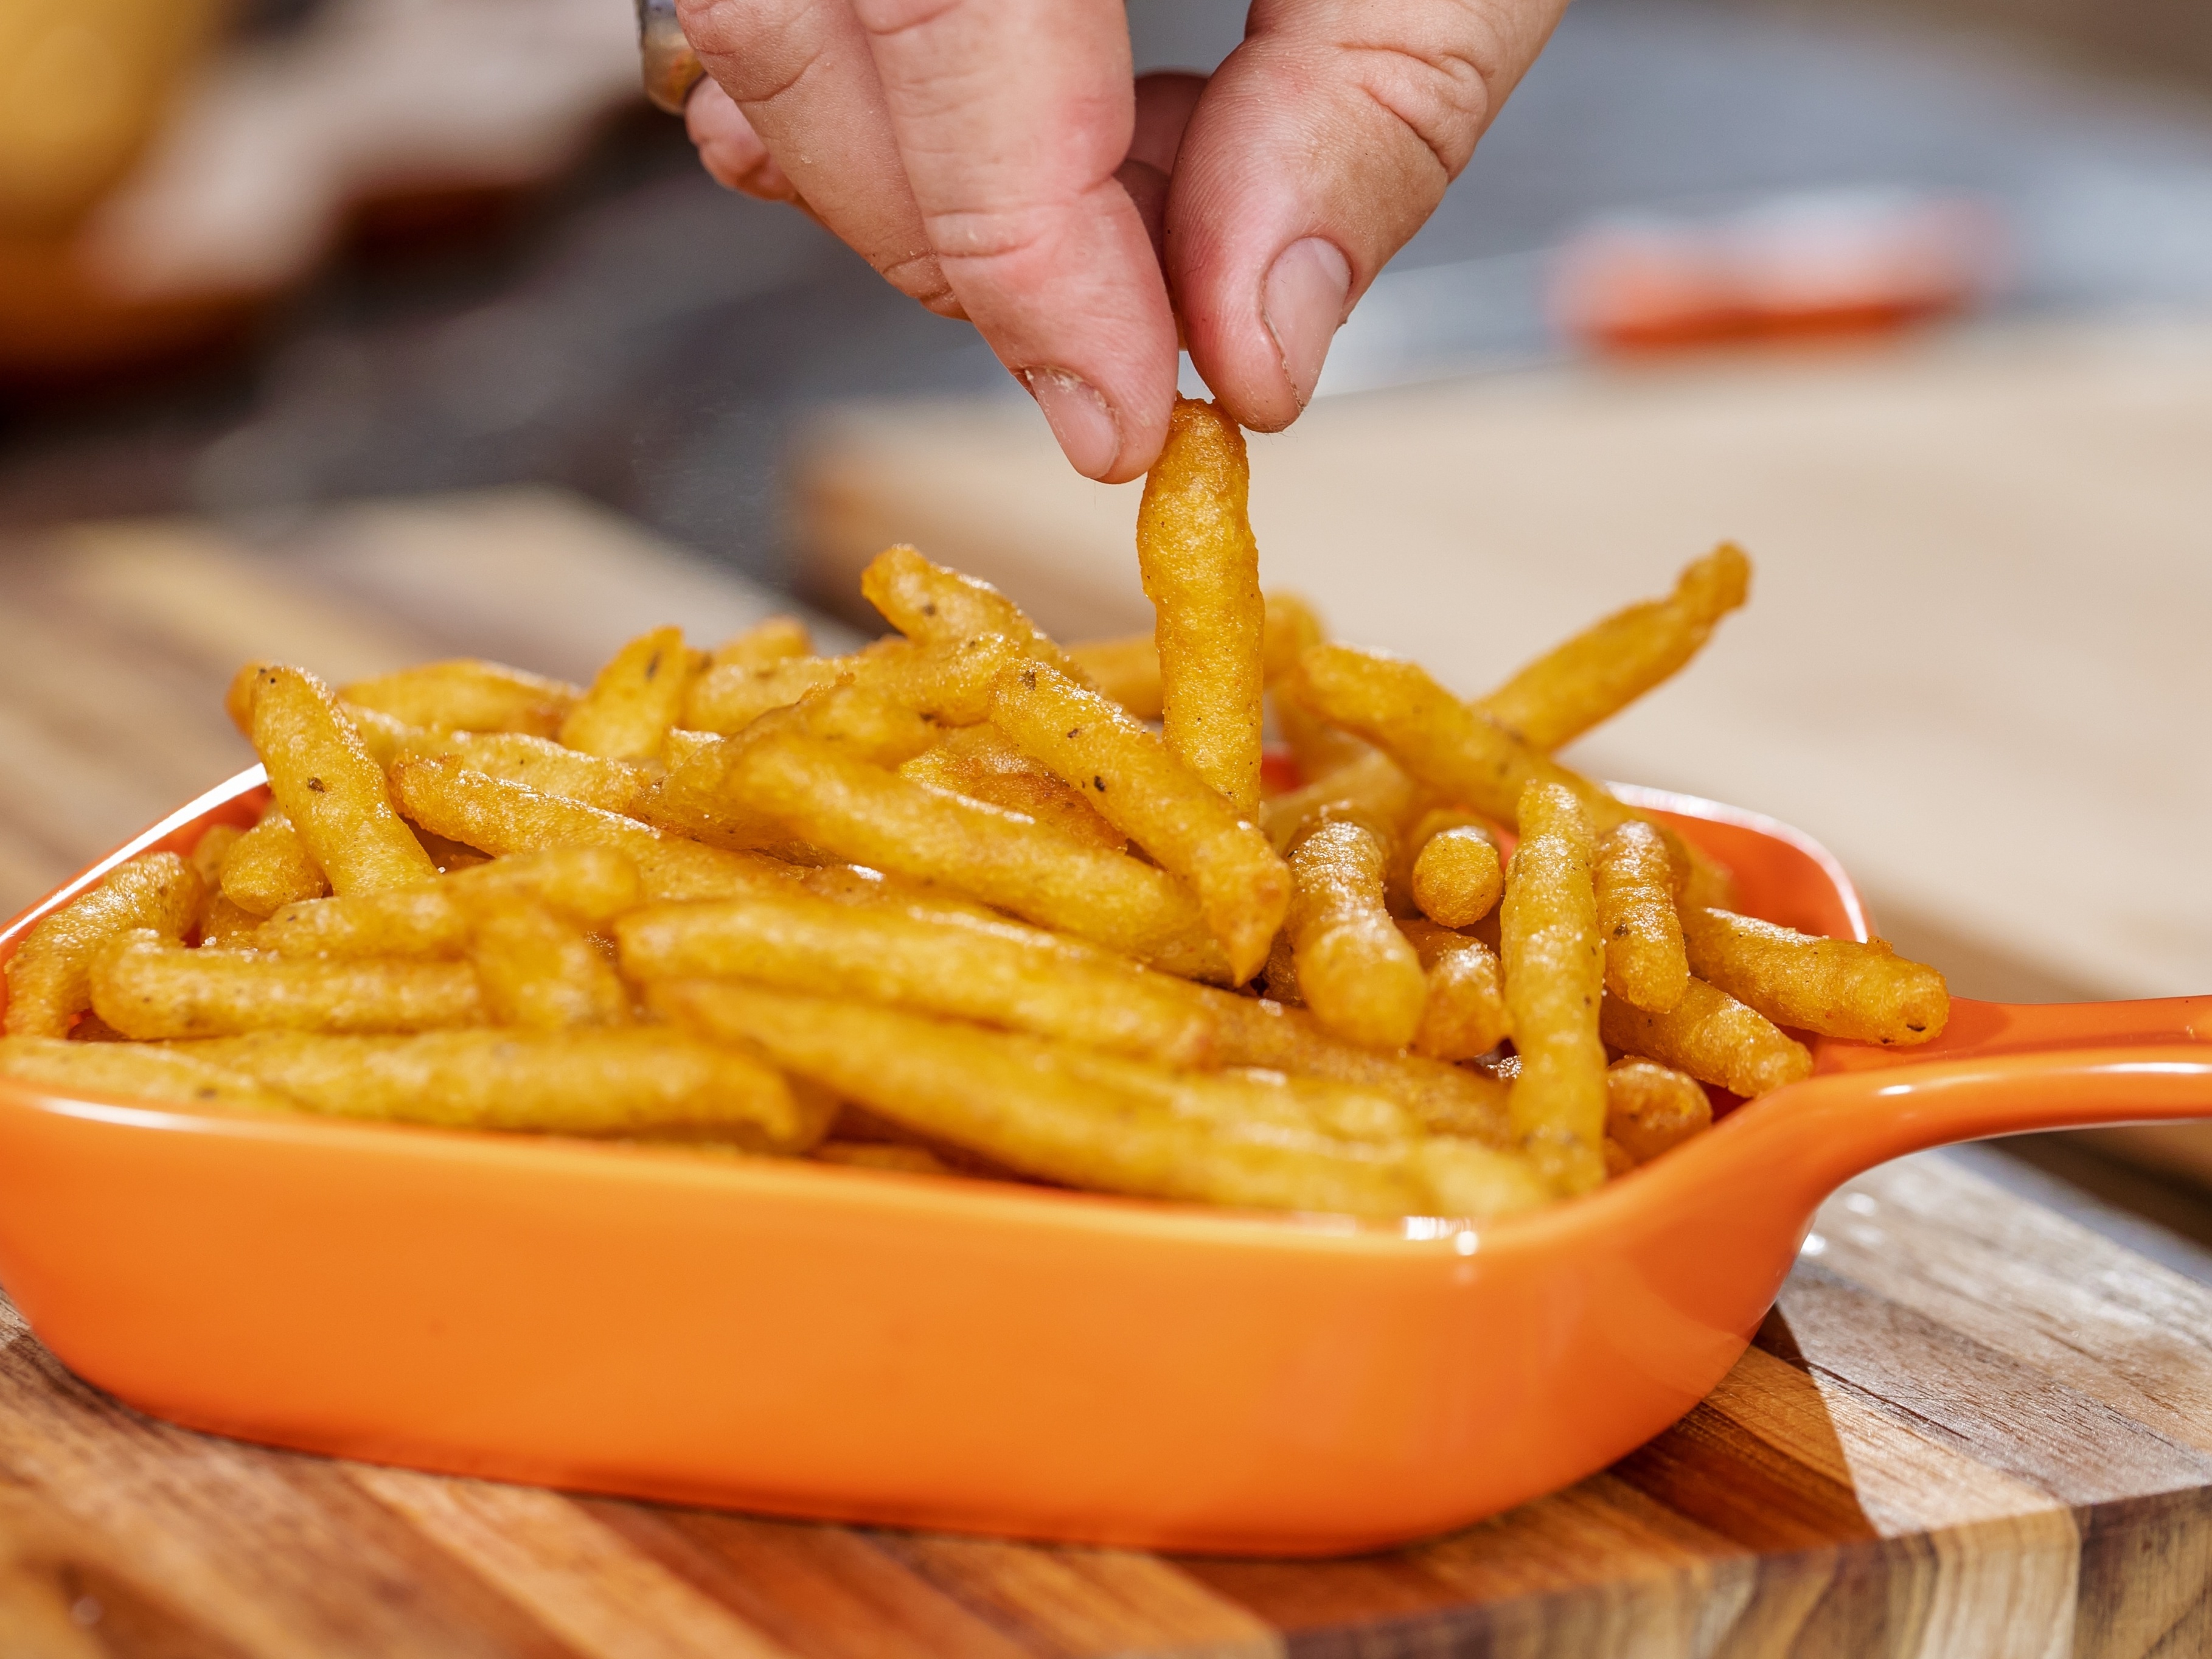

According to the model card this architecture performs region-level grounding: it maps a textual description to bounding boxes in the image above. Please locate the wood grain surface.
[5,488,2212,1657]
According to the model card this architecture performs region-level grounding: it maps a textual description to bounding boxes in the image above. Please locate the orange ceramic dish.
[0,768,2206,1556]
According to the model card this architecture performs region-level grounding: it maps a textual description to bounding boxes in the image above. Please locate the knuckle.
[677,0,829,104]
[1343,32,1495,179]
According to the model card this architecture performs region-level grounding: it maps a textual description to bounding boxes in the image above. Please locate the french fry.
[1064,633,1163,720]
[1594,821,1689,1013]
[1292,644,1641,840]
[390,759,796,902]
[1601,977,1812,1098]
[1680,906,1950,1045]
[616,892,1214,1065]
[1408,815,1504,928]
[684,656,847,735]
[558,627,697,760]
[91,930,483,1038]
[1501,782,1608,1192]
[860,546,1097,689]
[1605,1057,1713,1165]
[899,726,1126,852]
[703,733,1228,978]
[1476,544,1751,751]
[1399,918,1509,1062]
[1264,594,1369,786]
[0,1035,296,1115]
[846,633,1029,726]
[251,665,437,895]
[346,706,651,815]
[220,806,328,916]
[1285,819,1427,1051]
[1135,398,1265,815]
[187,824,245,933]
[471,902,629,1028]
[711,615,813,669]
[340,659,580,737]
[988,663,1289,983]
[656,983,1548,1219]
[2,854,201,1037]
[1262,591,1326,683]
[257,846,644,959]
[1258,750,1420,854]
[200,896,264,948]
[173,1029,832,1149]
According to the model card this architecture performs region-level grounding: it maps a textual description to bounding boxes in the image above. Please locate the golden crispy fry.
[1285,819,1427,1051]
[793,863,1007,924]
[224,660,277,735]
[748,681,936,767]
[989,663,1289,983]
[1257,928,1299,1003]
[340,659,580,737]
[1410,819,1504,929]
[391,759,795,902]
[471,902,629,1028]
[683,656,847,735]
[1272,683,1374,788]
[220,806,327,916]
[187,823,245,934]
[846,633,1029,726]
[1399,918,1509,1062]
[251,665,437,896]
[346,705,651,815]
[1292,644,1642,840]
[861,546,1096,689]
[1477,544,1751,751]
[1679,850,1739,914]
[899,726,1126,852]
[1594,821,1689,1014]
[91,929,482,1038]
[1135,398,1265,815]
[559,627,697,760]
[257,846,644,959]
[175,1029,832,1148]
[711,615,813,669]
[1262,591,1326,683]
[1258,750,1419,854]
[657,983,1548,1218]
[2,854,201,1037]
[0,1035,296,1115]
[703,733,1227,978]
[1601,977,1812,1098]
[1680,906,1949,1045]
[1605,1058,1712,1165]
[1064,633,1163,720]
[200,896,263,948]
[617,892,1213,1065]
[1501,782,1608,1192]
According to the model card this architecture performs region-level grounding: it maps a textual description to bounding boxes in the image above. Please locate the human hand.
[677,0,1571,482]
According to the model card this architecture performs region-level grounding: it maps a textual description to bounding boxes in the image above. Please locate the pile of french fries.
[0,399,1949,1220]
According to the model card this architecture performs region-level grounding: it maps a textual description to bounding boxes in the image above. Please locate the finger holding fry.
[1501,782,1607,1193]
[1681,906,1950,1045]
[1594,821,1690,1014]
[3,854,201,1037]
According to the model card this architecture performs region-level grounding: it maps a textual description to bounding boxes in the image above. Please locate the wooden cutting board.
[5,490,2212,1656]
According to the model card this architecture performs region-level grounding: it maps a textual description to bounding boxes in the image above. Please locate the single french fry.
[1136,398,1265,815]
[0,1035,297,1115]
[251,665,437,896]
[1285,819,1427,1051]
[1264,593,1368,786]
[346,705,651,815]
[1605,1057,1712,1165]
[390,759,796,902]
[684,656,847,735]
[656,983,1548,1219]
[1595,821,1690,1013]
[846,632,1030,726]
[1258,750,1421,854]
[1257,928,1299,1003]
[1292,644,1642,841]
[711,615,813,669]
[703,733,1228,978]
[471,902,629,1029]
[220,807,328,916]
[1681,906,1950,1046]
[1399,918,1510,1062]
[257,846,644,959]
[200,896,264,948]
[617,892,1214,1065]
[1064,633,1163,720]
[90,930,482,1038]
[174,1029,832,1149]
[860,546,1096,689]
[989,663,1289,983]
[558,627,696,760]
[2,854,201,1037]
[1262,592,1326,683]
[340,659,580,737]
[794,863,1007,925]
[187,824,245,933]
[1409,818,1504,928]
[899,726,1127,852]
[1476,544,1751,752]
[1601,977,1812,1098]
[1501,782,1608,1192]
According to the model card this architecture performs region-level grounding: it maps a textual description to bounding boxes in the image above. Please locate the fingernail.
[1023,369,1121,479]
[1262,238,1352,409]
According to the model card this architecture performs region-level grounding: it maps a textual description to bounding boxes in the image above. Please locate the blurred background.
[0,0,2207,1103]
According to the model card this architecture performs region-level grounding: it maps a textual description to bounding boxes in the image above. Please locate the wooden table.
[6,487,2212,1655]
